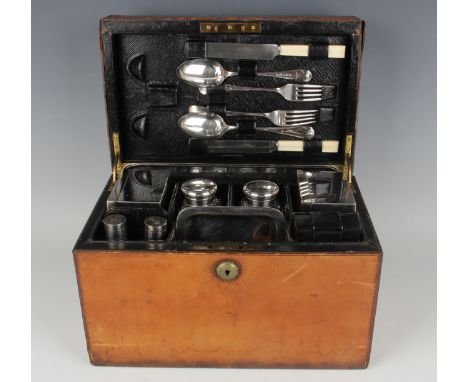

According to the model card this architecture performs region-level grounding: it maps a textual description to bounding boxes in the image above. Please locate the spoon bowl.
[177,59,230,88]
[178,111,236,139]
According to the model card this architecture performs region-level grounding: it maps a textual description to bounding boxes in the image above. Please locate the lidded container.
[242,180,280,208]
[181,178,220,207]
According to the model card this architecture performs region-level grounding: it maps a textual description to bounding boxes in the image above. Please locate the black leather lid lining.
[99,16,364,166]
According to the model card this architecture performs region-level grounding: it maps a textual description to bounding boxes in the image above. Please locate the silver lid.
[102,214,127,227]
[144,216,167,230]
[181,178,217,201]
[102,214,127,241]
[243,180,279,203]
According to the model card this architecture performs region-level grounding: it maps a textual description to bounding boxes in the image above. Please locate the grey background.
[32,0,436,381]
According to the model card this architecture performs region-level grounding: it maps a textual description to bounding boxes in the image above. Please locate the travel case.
[73,16,382,368]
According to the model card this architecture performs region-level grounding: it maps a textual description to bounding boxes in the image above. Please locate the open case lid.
[100,16,364,184]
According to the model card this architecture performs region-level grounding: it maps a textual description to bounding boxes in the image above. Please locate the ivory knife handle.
[279,44,346,58]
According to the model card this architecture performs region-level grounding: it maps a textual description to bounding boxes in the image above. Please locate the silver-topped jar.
[181,178,220,207]
[144,216,168,241]
[242,180,280,208]
[102,214,127,241]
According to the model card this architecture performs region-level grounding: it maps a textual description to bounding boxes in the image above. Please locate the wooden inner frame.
[74,250,382,368]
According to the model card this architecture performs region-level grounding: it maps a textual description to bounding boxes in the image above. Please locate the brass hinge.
[111,132,124,186]
[343,134,353,183]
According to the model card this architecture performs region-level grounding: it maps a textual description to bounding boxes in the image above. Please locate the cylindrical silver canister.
[102,214,127,241]
[181,178,218,207]
[144,216,168,241]
[243,180,280,207]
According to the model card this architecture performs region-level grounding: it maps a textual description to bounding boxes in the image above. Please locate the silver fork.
[223,84,323,102]
[225,109,319,126]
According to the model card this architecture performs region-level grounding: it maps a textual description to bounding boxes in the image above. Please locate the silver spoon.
[178,111,315,140]
[177,58,312,90]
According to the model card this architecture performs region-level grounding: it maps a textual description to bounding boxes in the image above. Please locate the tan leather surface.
[74,251,381,368]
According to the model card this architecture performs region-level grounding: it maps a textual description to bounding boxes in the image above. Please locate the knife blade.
[200,42,346,60]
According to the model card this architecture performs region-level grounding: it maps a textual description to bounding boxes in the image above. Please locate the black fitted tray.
[74,164,381,254]
[97,165,351,242]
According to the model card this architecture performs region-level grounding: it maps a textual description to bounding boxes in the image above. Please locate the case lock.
[215,260,240,281]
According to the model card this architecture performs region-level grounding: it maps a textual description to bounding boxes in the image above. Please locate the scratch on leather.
[281,263,308,284]
[337,280,375,289]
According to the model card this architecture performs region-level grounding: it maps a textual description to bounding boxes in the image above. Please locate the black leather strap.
[304,140,327,153]
[184,40,206,58]
[320,85,338,101]
[319,107,336,123]
[188,138,208,155]
[308,44,329,58]
[147,83,178,108]
[207,88,226,105]
[235,119,256,135]
[237,60,257,78]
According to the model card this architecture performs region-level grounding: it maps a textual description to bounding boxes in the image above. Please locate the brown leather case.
[73,16,382,368]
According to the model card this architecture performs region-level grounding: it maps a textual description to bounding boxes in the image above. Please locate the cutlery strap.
[184,40,206,58]
[237,60,257,78]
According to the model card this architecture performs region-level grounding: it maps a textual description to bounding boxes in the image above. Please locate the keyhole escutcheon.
[215,260,240,281]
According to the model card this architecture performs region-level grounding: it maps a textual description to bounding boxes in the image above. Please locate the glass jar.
[181,178,221,208]
[241,180,281,209]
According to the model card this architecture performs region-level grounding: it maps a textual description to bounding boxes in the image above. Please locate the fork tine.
[296,89,323,93]
[285,110,319,114]
[285,113,317,118]
[285,115,317,120]
[285,119,317,125]
[296,92,323,96]
[295,96,322,101]
[285,112,318,117]
[285,118,317,124]
[286,111,318,116]
[284,114,318,120]
[296,94,322,97]
[296,85,323,89]
[285,116,318,122]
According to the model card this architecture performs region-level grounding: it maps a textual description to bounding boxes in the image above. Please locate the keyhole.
[215,260,240,281]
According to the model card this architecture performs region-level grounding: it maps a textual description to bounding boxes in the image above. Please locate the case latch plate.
[200,22,261,33]
[343,134,353,183]
[111,133,124,187]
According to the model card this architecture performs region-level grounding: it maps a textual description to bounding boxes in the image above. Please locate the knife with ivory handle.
[185,42,346,60]
[203,139,340,154]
